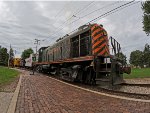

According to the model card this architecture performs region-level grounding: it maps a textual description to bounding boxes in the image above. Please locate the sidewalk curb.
[7,75,22,113]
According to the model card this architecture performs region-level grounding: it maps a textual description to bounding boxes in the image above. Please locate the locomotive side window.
[60,46,62,59]
[71,35,79,58]
[80,30,90,56]
[48,54,49,61]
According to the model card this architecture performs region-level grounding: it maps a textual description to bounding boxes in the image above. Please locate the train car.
[34,23,131,86]
[25,54,36,68]
[13,58,21,67]
[20,59,25,68]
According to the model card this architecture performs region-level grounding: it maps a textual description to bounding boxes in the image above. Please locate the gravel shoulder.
[125,78,150,84]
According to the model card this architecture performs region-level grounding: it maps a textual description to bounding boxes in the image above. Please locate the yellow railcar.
[13,58,21,67]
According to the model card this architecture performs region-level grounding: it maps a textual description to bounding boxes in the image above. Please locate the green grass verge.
[0,66,19,85]
[123,68,150,79]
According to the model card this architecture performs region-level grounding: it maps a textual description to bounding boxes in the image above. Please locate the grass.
[0,66,19,85]
[123,68,150,79]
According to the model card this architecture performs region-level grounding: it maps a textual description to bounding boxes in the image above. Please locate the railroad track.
[121,83,150,87]
[96,84,150,99]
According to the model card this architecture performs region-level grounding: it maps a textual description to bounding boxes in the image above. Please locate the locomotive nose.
[91,24,109,56]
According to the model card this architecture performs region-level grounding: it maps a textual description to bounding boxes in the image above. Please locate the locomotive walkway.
[10,69,150,113]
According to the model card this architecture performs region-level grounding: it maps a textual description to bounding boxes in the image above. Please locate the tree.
[142,1,150,36]
[129,50,143,67]
[9,48,14,60]
[0,47,9,66]
[9,48,14,67]
[143,43,150,67]
[21,48,34,59]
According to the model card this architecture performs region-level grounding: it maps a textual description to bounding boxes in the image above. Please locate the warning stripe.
[91,25,98,31]
[91,24,110,56]
[92,38,105,48]
[92,33,104,42]
[92,30,104,38]
[95,45,107,56]
[92,28,103,37]
[92,35,106,45]
[105,47,109,55]
[92,39,106,50]
[94,45,106,56]
[93,42,106,54]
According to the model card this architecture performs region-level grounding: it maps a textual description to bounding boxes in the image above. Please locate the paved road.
[15,71,150,113]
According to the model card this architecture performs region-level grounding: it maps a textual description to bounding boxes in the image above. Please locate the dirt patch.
[0,76,20,92]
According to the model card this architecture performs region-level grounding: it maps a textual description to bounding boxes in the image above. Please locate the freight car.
[34,23,131,86]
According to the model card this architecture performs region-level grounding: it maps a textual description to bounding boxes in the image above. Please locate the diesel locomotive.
[33,23,131,86]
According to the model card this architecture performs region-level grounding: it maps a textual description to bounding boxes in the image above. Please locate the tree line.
[130,44,150,68]
[0,46,34,66]
[0,46,14,66]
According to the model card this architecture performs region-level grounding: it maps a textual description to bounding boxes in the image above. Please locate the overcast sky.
[0,1,149,61]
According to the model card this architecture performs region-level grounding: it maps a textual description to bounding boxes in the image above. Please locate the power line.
[73,1,95,16]
[89,1,140,24]
[54,2,71,19]
[34,39,40,54]
[43,1,119,41]
[66,1,139,35]
[39,1,139,50]
[87,1,137,24]
[67,1,137,25]
[83,1,121,16]
[56,1,139,39]
[43,1,95,41]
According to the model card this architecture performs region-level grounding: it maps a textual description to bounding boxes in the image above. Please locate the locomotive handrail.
[109,36,121,57]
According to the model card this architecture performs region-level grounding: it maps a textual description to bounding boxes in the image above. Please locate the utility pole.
[34,39,40,54]
[34,39,40,61]
[8,44,11,68]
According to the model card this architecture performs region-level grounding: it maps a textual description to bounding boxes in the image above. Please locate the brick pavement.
[15,72,150,113]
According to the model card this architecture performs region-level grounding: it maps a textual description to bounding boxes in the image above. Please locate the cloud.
[0,1,149,60]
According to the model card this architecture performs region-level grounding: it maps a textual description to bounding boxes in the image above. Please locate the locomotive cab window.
[80,30,91,56]
[71,35,79,58]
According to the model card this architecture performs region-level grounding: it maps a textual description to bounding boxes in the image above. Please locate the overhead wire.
[53,0,139,40]
[54,1,71,19]
[42,1,119,42]
[87,0,137,24]
[42,1,95,41]
[70,1,121,24]
[73,1,95,16]
[39,0,139,47]
[89,1,140,24]
[7,1,139,48]
[1,1,140,55]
